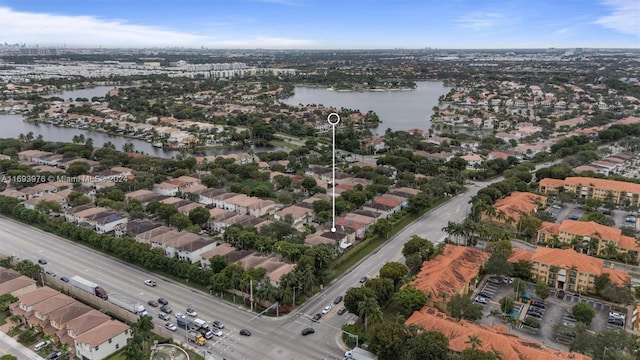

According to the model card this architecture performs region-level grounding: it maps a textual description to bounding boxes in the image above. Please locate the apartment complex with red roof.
[537,220,639,262]
[508,247,630,293]
[539,177,640,206]
[406,307,590,360]
[482,191,547,224]
[410,245,490,307]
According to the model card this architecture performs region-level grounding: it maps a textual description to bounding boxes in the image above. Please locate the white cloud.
[594,0,640,36]
[0,7,312,48]
[455,11,503,31]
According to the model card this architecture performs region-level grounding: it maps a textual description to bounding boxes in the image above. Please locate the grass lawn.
[0,310,9,326]
[269,138,301,150]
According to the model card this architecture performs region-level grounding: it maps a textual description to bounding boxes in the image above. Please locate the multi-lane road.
[0,179,487,360]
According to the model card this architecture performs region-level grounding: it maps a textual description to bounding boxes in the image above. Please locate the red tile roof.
[410,245,490,303]
[406,308,590,360]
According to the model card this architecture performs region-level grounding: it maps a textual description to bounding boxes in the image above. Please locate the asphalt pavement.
[0,331,44,359]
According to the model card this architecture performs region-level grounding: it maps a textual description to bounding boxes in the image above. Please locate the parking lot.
[549,202,639,230]
[474,278,620,348]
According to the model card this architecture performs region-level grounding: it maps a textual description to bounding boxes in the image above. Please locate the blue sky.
[0,0,638,48]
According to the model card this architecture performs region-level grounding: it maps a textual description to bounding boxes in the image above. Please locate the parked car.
[474,296,488,304]
[158,298,169,305]
[46,351,62,360]
[144,279,157,287]
[526,311,543,319]
[186,308,198,317]
[557,290,565,299]
[487,277,502,284]
[322,305,332,314]
[212,320,225,329]
[609,311,625,320]
[60,276,69,283]
[337,308,348,315]
[147,300,159,307]
[160,305,173,314]
[38,259,47,265]
[240,329,251,336]
[34,340,51,351]
[531,301,546,308]
[165,322,177,331]
[333,295,343,304]
[301,328,315,336]
[478,291,492,299]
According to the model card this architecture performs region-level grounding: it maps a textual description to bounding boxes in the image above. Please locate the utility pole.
[250,279,254,312]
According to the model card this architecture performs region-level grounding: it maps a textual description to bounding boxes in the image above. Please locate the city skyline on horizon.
[0,0,638,50]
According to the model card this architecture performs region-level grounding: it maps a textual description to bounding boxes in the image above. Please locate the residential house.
[0,268,37,297]
[208,208,238,233]
[460,154,483,169]
[29,293,76,331]
[274,205,314,230]
[115,219,162,238]
[62,309,111,348]
[410,245,490,305]
[537,220,640,262]
[199,243,236,269]
[194,188,226,206]
[74,320,131,360]
[124,189,158,204]
[406,308,590,360]
[508,247,630,293]
[22,193,66,210]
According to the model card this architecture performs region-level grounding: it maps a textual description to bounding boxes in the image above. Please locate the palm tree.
[495,209,507,223]
[604,241,618,259]
[485,205,497,222]
[357,296,379,334]
[465,334,483,350]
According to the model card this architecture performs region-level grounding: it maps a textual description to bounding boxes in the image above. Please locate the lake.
[281,81,452,134]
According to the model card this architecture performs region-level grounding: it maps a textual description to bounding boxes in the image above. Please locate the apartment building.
[509,247,630,293]
[539,177,640,206]
[537,220,640,262]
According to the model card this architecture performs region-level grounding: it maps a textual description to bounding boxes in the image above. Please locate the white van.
[193,318,209,329]
[34,340,51,351]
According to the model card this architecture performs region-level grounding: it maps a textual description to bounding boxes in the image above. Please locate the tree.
[447,294,482,321]
[372,218,392,239]
[535,282,550,301]
[379,262,408,290]
[466,334,483,350]
[402,235,434,260]
[343,287,376,315]
[209,255,228,274]
[392,286,426,316]
[458,348,500,360]
[486,240,512,259]
[483,255,513,277]
[593,273,611,296]
[403,330,449,360]
[499,296,515,314]
[368,322,408,360]
[358,296,381,333]
[512,278,526,295]
[169,212,192,231]
[512,260,532,280]
[364,278,394,304]
[572,303,596,325]
[188,206,210,227]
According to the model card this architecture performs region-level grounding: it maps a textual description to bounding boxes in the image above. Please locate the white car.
[474,296,488,304]
[164,322,177,331]
[174,312,184,319]
[609,311,625,320]
[212,329,223,337]
[321,305,332,314]
[144,279,157,287]
[186,308,198,317]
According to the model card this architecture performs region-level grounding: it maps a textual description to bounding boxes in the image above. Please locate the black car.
[148,300,159,307]
[158,298,169,305]
[333,295,343,305]
[527,311,543,319]
[240,329,251,336]
[311,313,322,322]
[478,292,492,299]
[38,259,47,265]
[531,301,546,308]
[60,277,69,283]
[301,328,315,336]
[337,308,347,315]
[557,290,565,299]
[160,305,173,314]
[46,351,62,360]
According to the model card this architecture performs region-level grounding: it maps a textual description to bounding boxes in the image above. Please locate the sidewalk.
[0,331,44,360]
